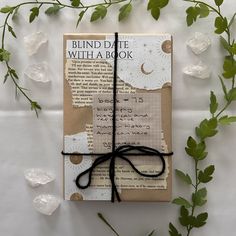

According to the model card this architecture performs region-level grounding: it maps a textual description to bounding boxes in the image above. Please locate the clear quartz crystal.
[183,61,211,79]
[24,32,48,56]
[24,62,51,83]
[33,194,61,215]
[186,32,211,55]
[24,168,55,187]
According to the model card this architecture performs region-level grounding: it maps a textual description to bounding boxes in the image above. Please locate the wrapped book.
[63,33,172,201]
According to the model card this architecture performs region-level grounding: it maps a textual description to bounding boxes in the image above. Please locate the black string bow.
[62,32,173,202]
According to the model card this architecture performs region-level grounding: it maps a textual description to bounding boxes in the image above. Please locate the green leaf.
[0,49,11,62]
[215,16,228,34]
[147,0,167,20]
[29,7,39,23]
[7,25,16,38]
[186,7,198,20]
[76,10,85,27]
[198,165,215,183]
[210,91,218,115]
[193,212,208,227]
[222,58,236,78]
[199,3,209,18]
[31,101,41,110]
[185,136,208,160]
[3,73,9,83]
[228,87,236,101]
[9,69,18,79]
[158,0,169,8]
[231,43,236,55]
[151,7,160,20]
[179,206,193,227]
[182,213,208,228]
[175,169,192,185]
[71,0,80,7]
[186,14,193,26]
[220,36,232,53]
[179,207,206,228]
[31,101,41,117]
[119,3,132,21]
[195,118,218,140]
[0,6,14,14]
[187,136,196,148]
[91,5,107,22]
[147,0,169,10]
[219,115,236,125]
[208,117,218,129]
[186,6,200,26]
[192,188,207,206]
[172,197,192,208]
[220,40,236,55]
[45,4,61,15]
[214,0,223,7]
[169,223,182,236]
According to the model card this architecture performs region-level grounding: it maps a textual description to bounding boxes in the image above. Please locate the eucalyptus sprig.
[0,0,169,116]
[169,1,236,236]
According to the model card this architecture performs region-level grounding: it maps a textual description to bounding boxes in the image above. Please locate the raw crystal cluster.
[24,32,48,56]
[183,61,211,79]
[186,32,211,55]
[24,168,55,187]
[33,194,61,215]
[24,62,51,83]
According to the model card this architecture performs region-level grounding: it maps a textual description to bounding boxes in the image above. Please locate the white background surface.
[1,0,236,236]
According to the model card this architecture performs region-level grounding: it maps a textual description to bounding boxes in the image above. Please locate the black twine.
[62,32,173,202]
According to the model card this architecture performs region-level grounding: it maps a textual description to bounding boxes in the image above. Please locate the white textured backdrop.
[0,0,236,236]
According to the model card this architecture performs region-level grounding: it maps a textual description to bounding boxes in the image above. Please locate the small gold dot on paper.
[70,193,83,201]
[161,40,172,54]
[70,155,82,165]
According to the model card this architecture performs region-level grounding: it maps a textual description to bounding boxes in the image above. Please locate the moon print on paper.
[105,34,172,90]
[141,63,154,75]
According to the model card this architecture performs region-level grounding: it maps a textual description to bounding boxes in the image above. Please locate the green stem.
[186,160,199,236]
[216,101,231,118]
[1,0,128,49]
[184,0,231,41]
[0,0,128,114]
[10,0,128,12]
[97,213,120,236]
[181,3,236,236]
[1,12,11,48]
[6,63,32,103]
[185,0,236,91]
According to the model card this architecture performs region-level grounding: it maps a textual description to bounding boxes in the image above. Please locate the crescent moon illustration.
[141,63,154,75]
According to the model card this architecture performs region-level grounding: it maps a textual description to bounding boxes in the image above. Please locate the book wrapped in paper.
[63,33,173,201]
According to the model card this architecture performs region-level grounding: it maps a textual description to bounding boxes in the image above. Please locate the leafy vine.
[0,0,169,116]
[97,1,236,236]
[169,1,236,236]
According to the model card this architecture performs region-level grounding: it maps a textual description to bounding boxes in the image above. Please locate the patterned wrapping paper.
[63,33,172,201]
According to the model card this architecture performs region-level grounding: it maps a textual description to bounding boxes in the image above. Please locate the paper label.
[93,93,162,152]
[66,34,172,91]
[65,59,135,107]
[85,93,168,189]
